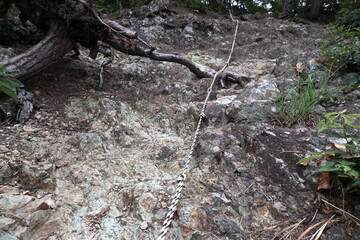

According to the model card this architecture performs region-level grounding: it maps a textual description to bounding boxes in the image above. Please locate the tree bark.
[0,22,76,80]
[280,0,296,18]
[309,0,323,20]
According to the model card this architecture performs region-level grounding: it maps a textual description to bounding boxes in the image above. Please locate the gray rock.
[215,215,243,234]
[0,231,18,240]
[0,161,12,183]
[321,225,348,240]
[0,218,16,231]
[226,101,272,122]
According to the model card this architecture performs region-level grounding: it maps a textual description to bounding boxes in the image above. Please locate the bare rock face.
[1,5,359,240]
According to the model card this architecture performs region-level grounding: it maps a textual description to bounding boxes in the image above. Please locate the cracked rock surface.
[1,5,360,240]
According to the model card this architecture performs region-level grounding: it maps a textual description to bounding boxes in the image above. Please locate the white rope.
[157,12,239,240]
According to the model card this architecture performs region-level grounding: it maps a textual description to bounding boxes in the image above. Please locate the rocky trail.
[1,6,360,240]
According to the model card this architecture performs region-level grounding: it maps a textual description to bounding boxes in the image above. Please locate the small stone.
[257,206,270,216]
[0,145,9,152]
[12,149,20,156]
[265,130,276,137]
[23,190,32,196]
[210,146,221,153]
[0,186,19,196]
[44,198,56,209]
[36,202,50,211]
[312,105,326,115]
[273,201,287,212]
[354,204,360,211]
[23,126,39,132]
[140,221,148,230]
[254,177,262,182]
[43,164,53,173]
[270,106,278,113]
[34,112,42,119]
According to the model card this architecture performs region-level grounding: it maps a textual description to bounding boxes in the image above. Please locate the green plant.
[285,26,297,34]
[0,66,23,99]
[346,72,360,85]
[320,24,360,72]
[336,8,360,29]
[0,18,21,44]
[94,0,148,13]
[298,112,360,191]
[94,0,121,13]
[172,0,213,11]
[273,72,342,127]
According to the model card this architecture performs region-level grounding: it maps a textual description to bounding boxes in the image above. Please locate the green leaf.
[342,154,360,159]
[0,79,16,90]
[328,123,342,128]
[343,166,352,172]
[349,113,360,120]
[342,115,355,124]
[346,179,360,191]
[0,86,18,99]
[318,120,343,132]
[297,155,319,164]
[347,170,359,178]
[2,78,23,88]
[320,165,341,172]
[339,160,357,166]
[338,173,352,178]
[325,112,340,119]
[348,124,360,129]
[10,78,23,87]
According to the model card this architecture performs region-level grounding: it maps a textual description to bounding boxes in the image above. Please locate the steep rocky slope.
[1,6,359,240]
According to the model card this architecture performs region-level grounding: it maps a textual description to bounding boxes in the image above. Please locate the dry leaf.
[317,172,331,190]
[299,161,309,166]
[181,224,192,233]
[331,143,347,152]
[295,62,305,75]
[191,210,200,216]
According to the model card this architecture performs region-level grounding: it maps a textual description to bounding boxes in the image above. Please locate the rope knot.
[177,173,186,182]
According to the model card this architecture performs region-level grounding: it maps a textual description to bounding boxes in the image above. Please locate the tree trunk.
[309,0,323,20]
[280,0,296,18]
[0,0,246,84]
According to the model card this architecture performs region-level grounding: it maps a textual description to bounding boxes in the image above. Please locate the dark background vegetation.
[94,0,360,23]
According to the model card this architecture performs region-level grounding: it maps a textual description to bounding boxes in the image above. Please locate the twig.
[309,215,335,240]
[321,198,360,226]
[296,219,326,240]
[272,218,306,240]
[310,208,318,223]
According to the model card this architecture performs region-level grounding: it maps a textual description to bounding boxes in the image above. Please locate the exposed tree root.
[0,22,75,80]
[0,0,247,86]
